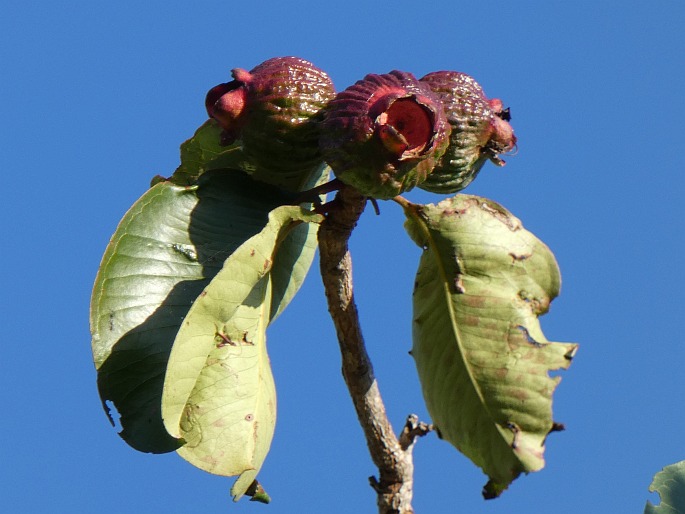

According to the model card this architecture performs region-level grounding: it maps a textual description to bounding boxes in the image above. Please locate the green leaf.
[161,204,323,501]
[402,194,577,497]
[167,120,254,186]
[645,461,685,514]
[166,119,331,193]
[90,169,317,453]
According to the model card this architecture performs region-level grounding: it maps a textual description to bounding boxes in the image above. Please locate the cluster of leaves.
[91,61,578,504]
[91,121,325,501]
[91,119,576,502]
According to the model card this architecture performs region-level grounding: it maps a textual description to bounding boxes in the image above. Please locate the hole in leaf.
[105,400,123,433]
[646,490,661,509]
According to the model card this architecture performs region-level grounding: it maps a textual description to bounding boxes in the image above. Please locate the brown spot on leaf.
[461,314,480,327]
[509,252,531,262]
[440,206,467,217]
[216,332,235,347]
[479,201,521,231]
[463,295,487,308]
[494,368,508,379]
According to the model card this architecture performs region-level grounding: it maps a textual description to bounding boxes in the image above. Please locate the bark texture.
[318,185,430,513]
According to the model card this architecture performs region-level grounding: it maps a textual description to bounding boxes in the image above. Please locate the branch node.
[398,414,434,451]
[369,475,382,493]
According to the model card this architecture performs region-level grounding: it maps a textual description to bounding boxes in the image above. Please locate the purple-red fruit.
[418,71,517,194]
[205,57,336,190]
[319,71,451,199]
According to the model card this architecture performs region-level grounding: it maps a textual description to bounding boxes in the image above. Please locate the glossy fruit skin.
[206,57,336,190]
[319,70,451,200]
[418,71,516,194]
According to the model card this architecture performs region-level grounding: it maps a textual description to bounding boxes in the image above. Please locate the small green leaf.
[645,461,685,514]
[402,194,577,497]
[161,205,323,500]
[169,120,254,186]
[168,119,331,193]
[90,170,317,453]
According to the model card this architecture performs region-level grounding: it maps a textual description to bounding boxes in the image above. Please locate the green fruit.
[418,71,517,194]
[319,70,451,200]
[206,56,336,191]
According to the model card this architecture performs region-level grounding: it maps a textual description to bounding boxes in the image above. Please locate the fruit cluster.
[205,57,516,199]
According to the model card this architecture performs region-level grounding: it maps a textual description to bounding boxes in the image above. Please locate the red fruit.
[319,71,451,200]
[205,57,336,191]
[205,77,249,143]
[418,71,516,194]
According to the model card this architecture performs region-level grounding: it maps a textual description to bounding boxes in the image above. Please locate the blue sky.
[2,1,684,512]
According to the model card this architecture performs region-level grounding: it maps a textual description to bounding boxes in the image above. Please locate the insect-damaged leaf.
[402,194,577,498]
[161,205,323,501]
[90,170,319,453]
[645,460,685,514]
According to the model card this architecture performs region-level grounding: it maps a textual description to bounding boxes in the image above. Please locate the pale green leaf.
[90,170,318,453]
[645,461,685,514]
[402,194,577,497]
[161,205,323,500]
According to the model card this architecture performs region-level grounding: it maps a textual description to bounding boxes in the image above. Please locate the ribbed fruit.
[319,71,451,200]
[205,56,336,191]
[418,71,516,194]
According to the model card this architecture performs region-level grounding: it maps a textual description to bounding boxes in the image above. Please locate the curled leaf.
[90,170,318,453]
[162,205,323,500]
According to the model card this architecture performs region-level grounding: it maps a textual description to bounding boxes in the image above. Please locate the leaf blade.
[167,121,253,186]
[645,461,685,514]
[161,205,323,498]
[90,170,312,453]
[166,119,332,194]
[404,194,577,496]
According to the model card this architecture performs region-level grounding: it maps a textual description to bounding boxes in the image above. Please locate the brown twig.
[317,185,430,514]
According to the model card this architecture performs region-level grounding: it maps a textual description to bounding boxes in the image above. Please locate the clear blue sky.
[2,2,684,512]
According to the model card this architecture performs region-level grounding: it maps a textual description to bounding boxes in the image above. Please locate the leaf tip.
[246,480,271,504]
[482,478,510,499]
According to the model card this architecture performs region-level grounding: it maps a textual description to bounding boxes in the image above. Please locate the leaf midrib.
[415,210,503,435]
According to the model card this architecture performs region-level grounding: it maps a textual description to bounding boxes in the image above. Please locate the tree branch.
[317,185,430,514]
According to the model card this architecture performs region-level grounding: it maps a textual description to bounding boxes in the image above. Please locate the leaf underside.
[403,194,577,498]
[161,205,323,500]
[90,169,319,453]
[645,460,685,514]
